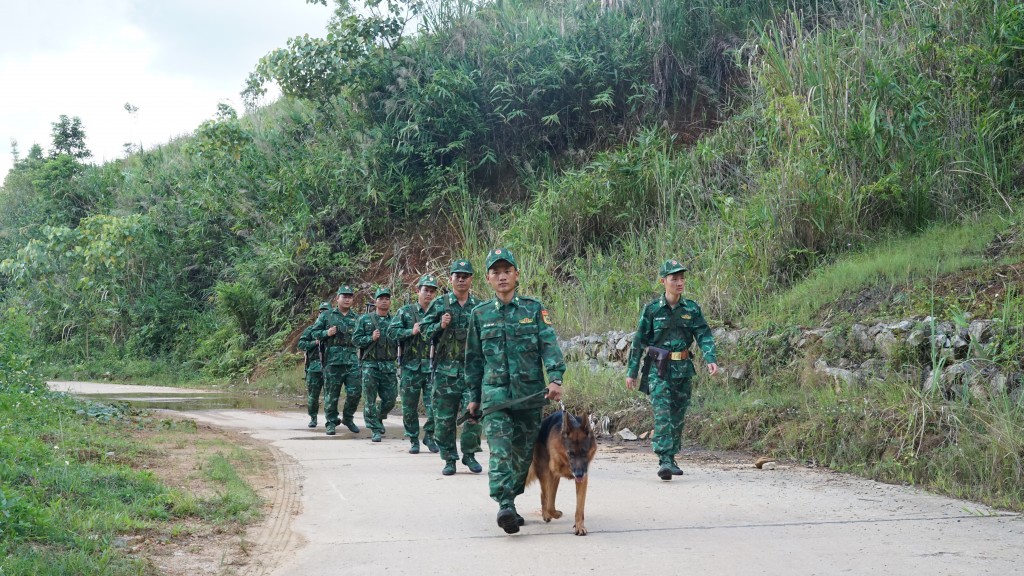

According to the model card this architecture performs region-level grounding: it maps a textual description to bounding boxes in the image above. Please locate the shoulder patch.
[541,310,552,325]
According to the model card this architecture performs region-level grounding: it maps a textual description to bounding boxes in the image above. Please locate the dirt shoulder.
[127,414,295,576]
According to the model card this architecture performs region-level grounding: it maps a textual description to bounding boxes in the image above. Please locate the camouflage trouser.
[361,362,397,435]
[432,371,482,462]
[306,369,325,419]
[400,368,435,440]
[649,374,693,464]
[324,363,361,425]
[483,407,542,509]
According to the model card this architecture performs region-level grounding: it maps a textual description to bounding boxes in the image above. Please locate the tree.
[50,115,91,159]
[243,0,423,109]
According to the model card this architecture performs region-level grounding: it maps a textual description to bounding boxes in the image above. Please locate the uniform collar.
[659,294,682,310]
[494,294,520,309]
[451,292,474,306]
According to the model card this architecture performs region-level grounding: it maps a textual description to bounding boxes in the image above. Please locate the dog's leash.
[457,389,549,425]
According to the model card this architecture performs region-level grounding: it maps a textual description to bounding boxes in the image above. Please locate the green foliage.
[48,115,91,160]
[0,325,262,573]
[2,0,1023,386]
[0,307,38,393]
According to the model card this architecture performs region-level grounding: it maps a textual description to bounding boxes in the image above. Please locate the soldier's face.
[486,262,518,297]
[418,285,437,306]
[661,272,686,298]
[450,272,472,294]
[375,296,391,314]
[337,294,354,310]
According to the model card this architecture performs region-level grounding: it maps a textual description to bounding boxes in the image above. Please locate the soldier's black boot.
[423,435,439,453]
[669,459,684,475]
[461,454,483,474]
[409,439,420,454]
[442,460,457,476]
[341,419,360,433]
[371,431,382,442]
[657,463,673,480]
[497,508,520,534]
[326,423,336,436]
[307,417,317,428]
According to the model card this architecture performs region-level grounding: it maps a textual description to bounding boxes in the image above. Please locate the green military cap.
[336,284,355,295]
[318,301,330,311]
[485,247,517,270]
[659,259,688,277]
[374,287,391,299]
[418,274,438,288]
[450,259,474,275]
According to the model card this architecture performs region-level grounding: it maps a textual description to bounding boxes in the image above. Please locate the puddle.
[79,391,299,411]
[49,382,299,412]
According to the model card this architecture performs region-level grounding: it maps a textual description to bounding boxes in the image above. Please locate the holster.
[639,346,673,394]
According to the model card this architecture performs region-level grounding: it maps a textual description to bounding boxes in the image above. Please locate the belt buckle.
[670,351,684,361]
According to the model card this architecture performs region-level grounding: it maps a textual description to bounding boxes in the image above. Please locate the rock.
[615,336,630,351]
[822,329,847,354]
[754,456,775,469]
[851,324,874,353]
[906,329,927,348]
[639,430,651,440]
[815,359,859,387]
[968,320,993,344]
[729,364,748,381]
[892,320,915,332]
[989,372,1009,397]
[951,335,970,359]
[616,428,638,441]
[875,330,900,359]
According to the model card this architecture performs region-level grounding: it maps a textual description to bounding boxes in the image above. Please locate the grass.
[757,213,1018,326]
[0,385,263,576]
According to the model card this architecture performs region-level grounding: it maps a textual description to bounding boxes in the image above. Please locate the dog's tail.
[525,463,538,487]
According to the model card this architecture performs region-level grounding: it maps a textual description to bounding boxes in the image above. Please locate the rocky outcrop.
[559,316,1023,403]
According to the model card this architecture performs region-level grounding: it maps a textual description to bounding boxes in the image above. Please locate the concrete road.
[54,383,1024,575]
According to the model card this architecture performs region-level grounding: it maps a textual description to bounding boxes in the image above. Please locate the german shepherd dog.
[526,410,597,535]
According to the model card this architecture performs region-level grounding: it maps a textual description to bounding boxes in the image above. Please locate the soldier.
[466,248,565,535]
[625,259,718,480]
[309,285,363,436]
[388,274,440,454]
[353,287,398,443]
[297,301,331,428]
[420,259,484,476]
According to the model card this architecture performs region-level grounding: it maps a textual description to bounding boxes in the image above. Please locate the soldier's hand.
[372,329,380,341]
[625,377,638,390]
[545,382,562,401]
[440,312,452,328]
[412,322,421,335]
[707,363,719,376]
[467,402,481,423]
[327,326,337,336]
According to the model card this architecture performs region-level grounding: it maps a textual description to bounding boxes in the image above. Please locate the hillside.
[2,0,1024,518]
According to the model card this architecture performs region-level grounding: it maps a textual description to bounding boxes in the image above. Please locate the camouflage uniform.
[310,285,362,435]
[626,260,717,472]
[466,248,566,516]
[387,275,439,450]
[420,260,483,471]
[297,302,330,427]
[353,288,398,439]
